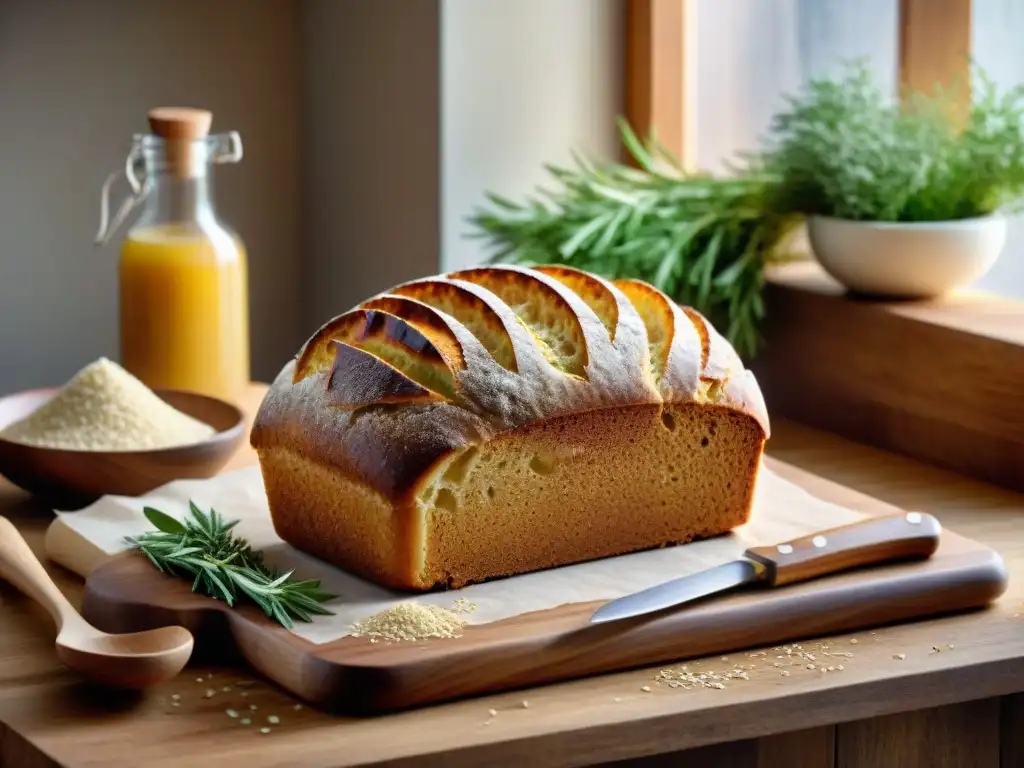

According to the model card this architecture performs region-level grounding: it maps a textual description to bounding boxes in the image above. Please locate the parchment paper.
[55,462,861,644]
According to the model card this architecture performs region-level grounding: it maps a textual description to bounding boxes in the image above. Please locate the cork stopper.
[147,107,213,176]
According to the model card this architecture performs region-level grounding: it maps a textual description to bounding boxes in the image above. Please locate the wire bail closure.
[94,131,243,247]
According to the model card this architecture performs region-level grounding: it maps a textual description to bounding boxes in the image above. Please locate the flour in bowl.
[0,358,215,451]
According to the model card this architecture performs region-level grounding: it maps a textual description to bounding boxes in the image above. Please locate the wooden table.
[1,385,1022,767]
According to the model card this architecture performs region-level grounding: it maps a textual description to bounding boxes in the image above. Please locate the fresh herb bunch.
[763,61,1024,222]
[468,119,799,359]
[127,502,336,629]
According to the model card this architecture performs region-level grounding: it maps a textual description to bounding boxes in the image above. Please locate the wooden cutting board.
[75,457,1008,715]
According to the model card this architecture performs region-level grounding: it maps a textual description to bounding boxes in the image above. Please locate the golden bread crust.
[251,264,770,590]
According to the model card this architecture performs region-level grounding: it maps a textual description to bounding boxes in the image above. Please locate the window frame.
[623,0,974,159]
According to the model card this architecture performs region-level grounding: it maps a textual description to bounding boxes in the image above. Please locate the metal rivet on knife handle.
[743,512,942,588]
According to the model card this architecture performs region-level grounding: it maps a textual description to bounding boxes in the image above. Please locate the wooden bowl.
[0,388,246,509]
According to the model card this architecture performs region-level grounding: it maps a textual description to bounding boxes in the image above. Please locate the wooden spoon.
[0,516,194,688]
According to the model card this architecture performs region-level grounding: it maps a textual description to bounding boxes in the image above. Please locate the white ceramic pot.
[806,214,1007,299]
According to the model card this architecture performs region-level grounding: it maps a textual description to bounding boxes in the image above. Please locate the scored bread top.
[251,264,769,501]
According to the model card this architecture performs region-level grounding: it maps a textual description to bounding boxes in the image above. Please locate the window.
[627,0,1024,298]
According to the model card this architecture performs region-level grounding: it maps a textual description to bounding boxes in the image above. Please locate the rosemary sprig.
[467,118,800,359]
[127,502,336,629]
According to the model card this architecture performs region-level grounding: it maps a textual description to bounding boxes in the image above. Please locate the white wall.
[0,0,303,389]
[302,0,442,329]
[440,0,625,271]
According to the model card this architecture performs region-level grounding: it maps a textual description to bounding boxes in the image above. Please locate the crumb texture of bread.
[251,264,770,591]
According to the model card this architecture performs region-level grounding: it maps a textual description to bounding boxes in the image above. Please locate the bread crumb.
[849,638,858,644]
[260,727,271,735]
[350,602,466,642]
[488,708,497,717]
[0,357,214,451]
[453,598,478,614]
[204,689,216,699]
[267,715,280,724]
[641,686,651,692]
[655,664,748,690]
[781,670,790,677]
[894,653,906,660]
[240,718,252,725]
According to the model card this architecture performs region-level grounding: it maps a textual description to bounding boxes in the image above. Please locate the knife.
[590,511,942,625]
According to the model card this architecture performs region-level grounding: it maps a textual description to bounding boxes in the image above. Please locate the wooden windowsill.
[752,260,1024,492]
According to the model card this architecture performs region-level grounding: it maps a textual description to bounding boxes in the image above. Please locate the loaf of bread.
[250,264,770,591]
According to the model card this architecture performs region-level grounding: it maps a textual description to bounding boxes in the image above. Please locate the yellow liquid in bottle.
[119,224,250,403]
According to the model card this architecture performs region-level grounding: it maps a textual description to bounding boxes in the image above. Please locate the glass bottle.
[96,107,250,404]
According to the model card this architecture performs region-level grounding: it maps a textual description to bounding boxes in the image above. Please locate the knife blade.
[590,510,942,625]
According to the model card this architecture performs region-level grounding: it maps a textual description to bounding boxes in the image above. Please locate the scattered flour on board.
[349,603,467,643]
[0,357,215,451]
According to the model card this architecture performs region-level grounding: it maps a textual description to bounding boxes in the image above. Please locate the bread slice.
[251,265,769,591]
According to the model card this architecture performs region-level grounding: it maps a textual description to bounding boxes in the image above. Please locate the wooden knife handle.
[743,512,942,587]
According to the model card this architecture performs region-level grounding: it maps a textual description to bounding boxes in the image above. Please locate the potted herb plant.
[763,63,1024,299]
